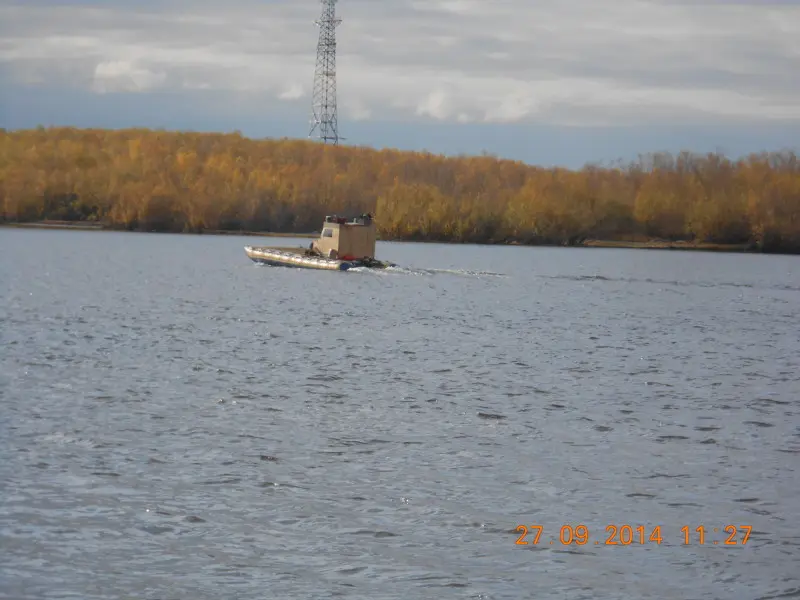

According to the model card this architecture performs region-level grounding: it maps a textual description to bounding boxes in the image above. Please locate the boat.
[244,213,396,271]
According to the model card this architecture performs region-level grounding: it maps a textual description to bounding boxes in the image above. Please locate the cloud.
[278,83,304,100]
[0,0,798,127]
[416,90,452,120]
[346,97,372,121]
[92,61,166,93]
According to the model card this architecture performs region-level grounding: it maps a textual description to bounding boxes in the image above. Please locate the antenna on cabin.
[309,0,342,145]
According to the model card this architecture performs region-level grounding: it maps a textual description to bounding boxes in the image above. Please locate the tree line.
[1,127,798,252]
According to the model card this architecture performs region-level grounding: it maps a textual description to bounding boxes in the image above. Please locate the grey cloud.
[1,0,798,125]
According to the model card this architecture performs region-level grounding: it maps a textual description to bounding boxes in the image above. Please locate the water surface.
[1,229,799,599]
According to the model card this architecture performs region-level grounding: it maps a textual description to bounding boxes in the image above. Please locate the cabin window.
[323,228,334,238]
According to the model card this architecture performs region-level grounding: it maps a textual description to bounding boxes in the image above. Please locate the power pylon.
[309,0,342,145]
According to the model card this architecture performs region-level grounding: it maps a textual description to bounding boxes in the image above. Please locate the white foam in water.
[348,266,507,278]
[420,268,507,278]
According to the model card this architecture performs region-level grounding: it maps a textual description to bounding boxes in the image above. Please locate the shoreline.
[581,239,753,253]
[0,221,773,254]
[0,221,317,238]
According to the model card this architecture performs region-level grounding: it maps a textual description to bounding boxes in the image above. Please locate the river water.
[1,228,799,600]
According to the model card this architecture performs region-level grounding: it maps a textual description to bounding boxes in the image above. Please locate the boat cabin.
[311,214,376,260]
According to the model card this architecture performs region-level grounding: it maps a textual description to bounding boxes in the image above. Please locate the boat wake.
[348,265,507,278]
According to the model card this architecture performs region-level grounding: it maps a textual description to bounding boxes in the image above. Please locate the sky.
[0,0,799,168]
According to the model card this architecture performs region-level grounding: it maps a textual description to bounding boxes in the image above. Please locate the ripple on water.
[1,230,798,600]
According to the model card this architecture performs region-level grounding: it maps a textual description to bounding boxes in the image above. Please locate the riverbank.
[0,221,317,238]
[0,221,774,253]
[582,239,754,252]
[5,128,797,256]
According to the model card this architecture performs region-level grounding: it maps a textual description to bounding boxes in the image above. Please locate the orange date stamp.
[515,524,752,546]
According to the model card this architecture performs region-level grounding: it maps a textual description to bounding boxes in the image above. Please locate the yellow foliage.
[1,127,799,252]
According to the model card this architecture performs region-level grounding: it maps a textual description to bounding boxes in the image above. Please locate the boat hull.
[245,246,353,270]
[245,246,395,270]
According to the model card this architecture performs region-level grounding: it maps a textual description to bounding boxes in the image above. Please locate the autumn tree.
[1,127,798,253]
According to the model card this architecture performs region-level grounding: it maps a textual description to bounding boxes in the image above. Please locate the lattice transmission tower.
[309,0,342,145]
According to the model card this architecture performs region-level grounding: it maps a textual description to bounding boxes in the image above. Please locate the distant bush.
[1,127,798,252]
